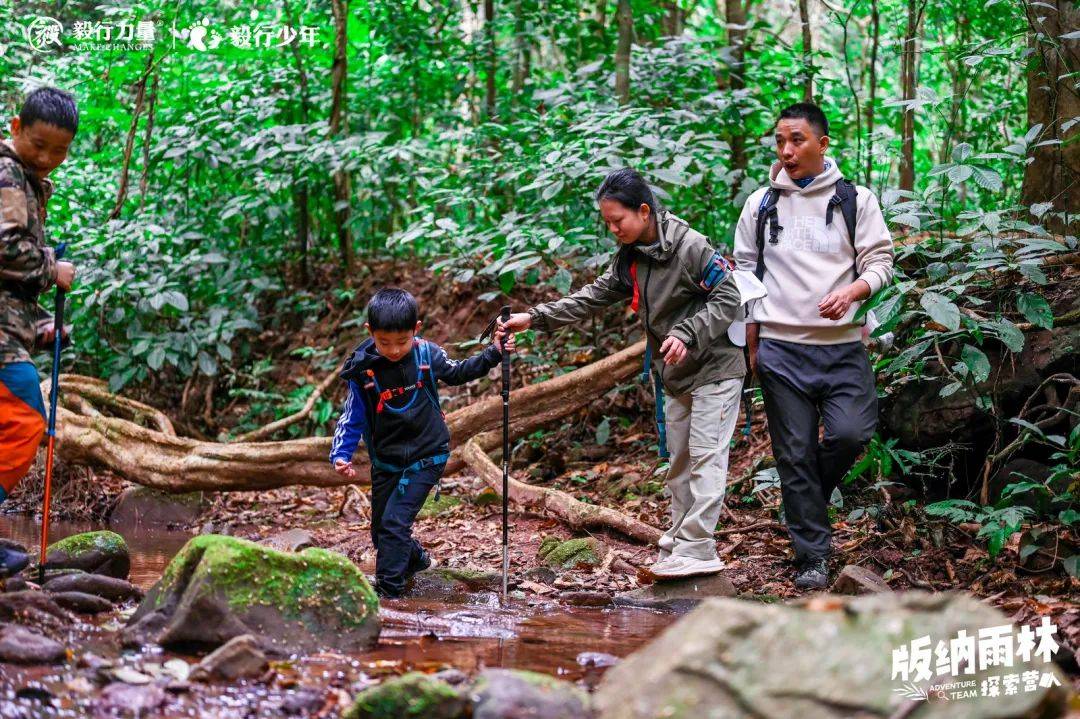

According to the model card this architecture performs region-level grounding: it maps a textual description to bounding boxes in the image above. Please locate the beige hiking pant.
[657,377,743,561]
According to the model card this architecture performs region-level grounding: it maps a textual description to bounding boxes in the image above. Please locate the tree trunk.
[51,341,647,493]
[1021,0,1080,232]
[286,0,312,283]
[615,0,632,104]
[137,70,158,212]
[110,52,155,220]
[511,0,528,95]
[459,439,662,544]
[484,0,497,119]
[330,0,355,273]
[724,0,749,195]
[865,0,879,186]
[798,0,813,101]
[897,0,923,192]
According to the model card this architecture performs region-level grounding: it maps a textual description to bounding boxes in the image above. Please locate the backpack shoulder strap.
[753,188,781,281]
[417,340,442,412]
[827,179,859,277]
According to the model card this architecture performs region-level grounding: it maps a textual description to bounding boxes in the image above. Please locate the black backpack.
[753,178,859,281]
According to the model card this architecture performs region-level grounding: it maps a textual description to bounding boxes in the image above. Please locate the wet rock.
[280,687,325,715]
[124,534,380,653]
[407,566,503,600]
[418,494,462,519]
[191,633,268,681]
[259,529,316,553]
[472,669,591,719]
[44,573,143,603]
[96,682,166,716]
[110,486,206,528]
[0,538,28,554]
[44,530,130,579]
[561,591,611,607]
[830,564,892,595]
[523,567,557,584]
[537,537,606,570]
[595,591,1070,719]
[50,591,115,614]
[0,590,73,635]
[0,622,65,664]
[612,574,736,612]
[343,671,469,719]
[434,668,469,686]
[3,576,32,592]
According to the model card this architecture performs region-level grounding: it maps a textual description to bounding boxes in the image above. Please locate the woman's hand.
[499,312,532,333]
[660,336,689,366]
[334,459,357,478]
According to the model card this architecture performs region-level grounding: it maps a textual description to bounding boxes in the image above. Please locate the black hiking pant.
[756,338,877,564]
[370,456,445,596]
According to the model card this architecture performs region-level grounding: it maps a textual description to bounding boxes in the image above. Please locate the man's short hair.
[778,102,829,138]
[19,87,79,135]
[367,288,419,332]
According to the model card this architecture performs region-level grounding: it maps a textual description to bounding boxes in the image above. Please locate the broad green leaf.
[1017,293,1053,329]
[947,164,973,183]
[960,344,991,383]
[920,292,960,331]
[595,417,611,446]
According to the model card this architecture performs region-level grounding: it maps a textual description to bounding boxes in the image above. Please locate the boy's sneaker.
[794,557,829,590]
[374,582,403,600]
[0,545,29,578]
[651,555,725,579]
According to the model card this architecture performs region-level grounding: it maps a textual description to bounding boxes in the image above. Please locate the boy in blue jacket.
[330,288,513,598]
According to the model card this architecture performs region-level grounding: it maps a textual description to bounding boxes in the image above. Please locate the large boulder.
[109,486,206,528]
[595,592,1069,719]
[123,535,380,652]
[44,531,130,579]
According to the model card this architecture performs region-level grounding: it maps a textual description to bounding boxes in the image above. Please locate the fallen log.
[458,438,662,545]
[48,341,646,493]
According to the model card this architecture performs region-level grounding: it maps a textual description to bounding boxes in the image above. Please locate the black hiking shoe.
[794,557,829,590]
[374,582,404,600]
[0,545,29,578]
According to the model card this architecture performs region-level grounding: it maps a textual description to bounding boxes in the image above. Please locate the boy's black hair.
[778,102,829,138]
[367,288,419,332]
[19,87,79,135]
[596,167,660,215]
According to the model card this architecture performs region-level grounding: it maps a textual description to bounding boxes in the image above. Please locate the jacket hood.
[635,210,692,261]
[341,338,384,379]
[769,156,843,193]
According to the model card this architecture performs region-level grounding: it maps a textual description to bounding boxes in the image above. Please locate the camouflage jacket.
[0,140,56,365]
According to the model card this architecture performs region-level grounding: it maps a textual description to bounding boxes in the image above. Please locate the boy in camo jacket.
[0,87,78,575]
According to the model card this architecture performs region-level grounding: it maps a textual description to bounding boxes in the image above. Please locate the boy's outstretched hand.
[493,329,516,354]
[334,459,357,478]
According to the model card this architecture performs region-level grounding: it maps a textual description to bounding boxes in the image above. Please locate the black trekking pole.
[499,305,511,603]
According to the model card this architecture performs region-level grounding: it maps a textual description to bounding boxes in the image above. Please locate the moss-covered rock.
[472,669,591,719]
[406,566,502,600]
[123,535,379,652]
[343,672,468,719]
[45,531,130,579]
[537,537,606,570]
[417,494,462,519]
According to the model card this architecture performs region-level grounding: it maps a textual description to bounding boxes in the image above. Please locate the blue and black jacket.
[329,337,503,471]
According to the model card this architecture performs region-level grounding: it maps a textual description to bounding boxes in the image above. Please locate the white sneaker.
[648,555,676,574]
[651,555,725,579]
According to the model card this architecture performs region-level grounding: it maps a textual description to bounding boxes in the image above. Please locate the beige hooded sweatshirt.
[732,157,894,344]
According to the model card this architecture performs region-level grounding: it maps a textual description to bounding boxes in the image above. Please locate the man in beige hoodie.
[732,102,894,589]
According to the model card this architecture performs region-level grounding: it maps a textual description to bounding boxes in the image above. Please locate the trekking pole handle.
[500,305,511,398]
